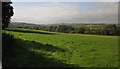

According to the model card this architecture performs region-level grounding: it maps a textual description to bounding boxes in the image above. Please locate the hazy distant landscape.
[9,22,120,36]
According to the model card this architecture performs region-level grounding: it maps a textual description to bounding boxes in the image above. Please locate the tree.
[56,25,67,33]
[2,2,14,29]
[78,27,86,34]
[102,24,117,35]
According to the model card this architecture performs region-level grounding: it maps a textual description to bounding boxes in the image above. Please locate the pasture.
[3,28,118,67]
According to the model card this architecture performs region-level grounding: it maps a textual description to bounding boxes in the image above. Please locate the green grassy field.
[3,28,118,67]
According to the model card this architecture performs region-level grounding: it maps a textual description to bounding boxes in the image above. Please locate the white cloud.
[12,2,118,24]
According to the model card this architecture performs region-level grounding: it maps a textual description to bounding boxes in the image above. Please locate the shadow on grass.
[2,33,78,68]
[6,29,58,35]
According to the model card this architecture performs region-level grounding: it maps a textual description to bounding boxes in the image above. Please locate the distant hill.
[10,22,45,28]
[10,22,119,27]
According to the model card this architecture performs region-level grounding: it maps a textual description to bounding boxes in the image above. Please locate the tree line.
[38,24,120,36]
[10,23,120,36]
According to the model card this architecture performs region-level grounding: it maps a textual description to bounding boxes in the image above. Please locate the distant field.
[3,28,118,67]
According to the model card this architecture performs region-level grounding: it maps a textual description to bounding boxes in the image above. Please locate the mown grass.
[3,28,119,67]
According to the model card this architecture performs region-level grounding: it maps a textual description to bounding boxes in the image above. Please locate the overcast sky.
[11,0,119,24]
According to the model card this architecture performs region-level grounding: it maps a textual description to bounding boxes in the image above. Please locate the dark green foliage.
[77,27,86,34]
[2,2,14,29]
[103,25,119,35]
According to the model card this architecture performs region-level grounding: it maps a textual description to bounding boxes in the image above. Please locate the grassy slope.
[3,28,118,67]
